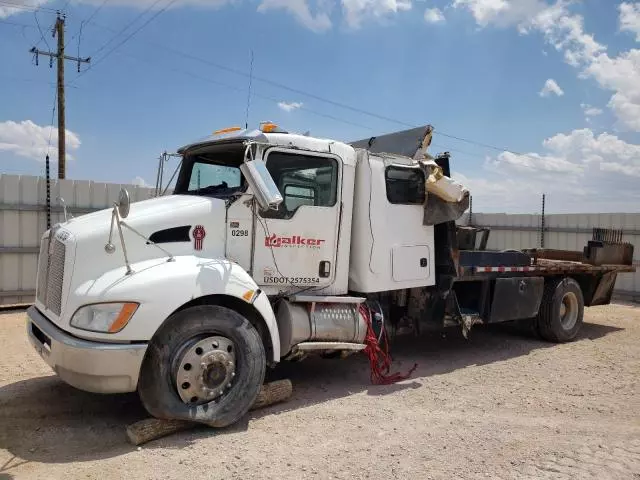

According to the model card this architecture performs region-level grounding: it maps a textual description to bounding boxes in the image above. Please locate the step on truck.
[27,123,636,427]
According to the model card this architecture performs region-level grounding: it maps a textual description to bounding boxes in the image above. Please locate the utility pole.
[30,13,90,179]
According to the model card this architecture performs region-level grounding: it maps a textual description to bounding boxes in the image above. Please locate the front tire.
[138,305,266,427]
[537,277,584,342]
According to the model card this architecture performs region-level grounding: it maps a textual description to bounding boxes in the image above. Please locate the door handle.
[319,261,331,278]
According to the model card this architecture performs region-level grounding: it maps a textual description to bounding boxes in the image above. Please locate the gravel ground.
[1,303,639,480]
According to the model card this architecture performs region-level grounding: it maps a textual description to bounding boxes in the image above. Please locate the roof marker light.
[259,122,279,133]
[213,126,242,135]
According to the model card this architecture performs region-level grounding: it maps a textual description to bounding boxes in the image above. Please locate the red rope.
[360,305,417,385]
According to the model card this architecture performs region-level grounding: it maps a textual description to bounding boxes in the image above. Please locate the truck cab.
[26,122,634,428]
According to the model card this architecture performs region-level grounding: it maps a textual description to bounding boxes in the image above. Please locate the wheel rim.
[560,292,578,330]
[173,335,236,405]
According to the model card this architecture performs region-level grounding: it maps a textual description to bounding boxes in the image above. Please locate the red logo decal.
[265,234,325,248]
[193,225,206,250]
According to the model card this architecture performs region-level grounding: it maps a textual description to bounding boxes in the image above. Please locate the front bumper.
[26,305,148,394]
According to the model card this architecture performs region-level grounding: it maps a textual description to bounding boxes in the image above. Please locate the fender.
[66,256,281,362]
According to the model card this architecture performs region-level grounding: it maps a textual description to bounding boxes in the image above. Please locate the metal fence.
[0,174,156,306]
[459,212,640,301]
[1,174,638,305]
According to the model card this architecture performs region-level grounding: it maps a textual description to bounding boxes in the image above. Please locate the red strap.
[360,305,417,385]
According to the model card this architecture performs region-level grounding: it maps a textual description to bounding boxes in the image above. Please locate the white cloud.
[341,0,411,28]
[424,7,445,23]
[132,176,151,187]
[524,2,605,67]
[455,1,640,132]
[277,101,304,112]
[583,49,640,131]
[2,0,410,31]
[452,0,548,28]
[620,2,640,41]
[258,0,332,32]
[539,78,564,97]
[580,103,603,117]
[0,0,234,18]
[490,150,581,174]
[0,0,47,18]
[0,120,80,162]
[460,127,640,212]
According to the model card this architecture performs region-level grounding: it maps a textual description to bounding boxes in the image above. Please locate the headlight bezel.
[70,302,139,334]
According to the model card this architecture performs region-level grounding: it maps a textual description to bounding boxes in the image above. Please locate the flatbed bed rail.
[466,259,636,276]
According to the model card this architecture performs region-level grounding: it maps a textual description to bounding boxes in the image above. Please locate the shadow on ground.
[0,320,622,469]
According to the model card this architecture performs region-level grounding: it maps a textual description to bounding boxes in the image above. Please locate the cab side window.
[385,166,425,204]
[261,151,338,220]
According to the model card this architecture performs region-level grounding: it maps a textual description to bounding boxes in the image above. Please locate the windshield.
[185,160,244,197]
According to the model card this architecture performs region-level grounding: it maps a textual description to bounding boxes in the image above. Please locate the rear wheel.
[537,277,584,342]
[138,305,266,427]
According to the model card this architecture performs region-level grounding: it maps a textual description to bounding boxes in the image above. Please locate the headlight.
[70,302,139,333]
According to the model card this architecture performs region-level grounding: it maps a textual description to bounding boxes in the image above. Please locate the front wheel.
[138,305,266,427]
[537,277,584,342]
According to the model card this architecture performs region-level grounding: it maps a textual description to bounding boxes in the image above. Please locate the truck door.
[252,148,341,291]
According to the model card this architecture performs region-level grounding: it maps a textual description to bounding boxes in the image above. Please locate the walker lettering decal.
[264,234,325,249]
[192,225,206,250]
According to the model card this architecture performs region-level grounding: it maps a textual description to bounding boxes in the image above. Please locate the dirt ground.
[1,303,639,480]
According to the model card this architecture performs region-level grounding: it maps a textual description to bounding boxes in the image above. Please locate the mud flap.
[590,272,618,306]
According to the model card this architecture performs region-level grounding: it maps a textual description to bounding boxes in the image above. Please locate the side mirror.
[240,145,283,210]
[117,187,131,219]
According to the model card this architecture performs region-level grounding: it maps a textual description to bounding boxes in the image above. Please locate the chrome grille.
[46,239,66,316]
[36,236,49,305]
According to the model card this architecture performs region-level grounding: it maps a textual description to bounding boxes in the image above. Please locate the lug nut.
[231,372,235,377]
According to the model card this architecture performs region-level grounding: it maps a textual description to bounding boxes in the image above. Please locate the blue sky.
[1,0,639,213]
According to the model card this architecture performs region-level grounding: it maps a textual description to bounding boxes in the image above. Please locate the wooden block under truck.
[27,123,636,427]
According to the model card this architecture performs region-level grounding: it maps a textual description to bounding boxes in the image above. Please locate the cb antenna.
[245,49,254,129]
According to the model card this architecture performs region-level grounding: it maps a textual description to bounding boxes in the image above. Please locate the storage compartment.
[392,245,431,281]
[488,277,544,323]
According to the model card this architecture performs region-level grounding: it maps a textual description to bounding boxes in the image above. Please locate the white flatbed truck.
[27,123,636,427]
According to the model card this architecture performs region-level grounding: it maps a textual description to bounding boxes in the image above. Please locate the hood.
[48,194,228,322]
[60,194,215,237]
[62,194,228,262]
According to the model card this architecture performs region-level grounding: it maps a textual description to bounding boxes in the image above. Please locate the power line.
[83,26,527,156]
[66,0,110,49]
[87,45,374,131]
[434,130,528,156]
[77,21,539,161]
[86,0,168,61]
[81,0,110,26]
[33,9,51,50]
[92,0,178,68]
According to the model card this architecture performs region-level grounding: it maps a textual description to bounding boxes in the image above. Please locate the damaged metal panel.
[350,126,433,158]
[423,192,470,226]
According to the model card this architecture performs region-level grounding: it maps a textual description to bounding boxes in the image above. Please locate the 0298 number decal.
[231,229,249,237]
